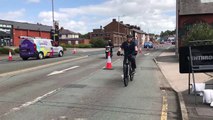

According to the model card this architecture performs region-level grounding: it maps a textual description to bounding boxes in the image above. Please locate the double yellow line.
[161,94,168,120]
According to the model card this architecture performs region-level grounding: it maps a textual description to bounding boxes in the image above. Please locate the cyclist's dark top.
[121,41,136,57]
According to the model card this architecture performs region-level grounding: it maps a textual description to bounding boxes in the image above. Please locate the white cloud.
[38,0,176,34]
[0,9,26,20]
[26,0,40,3]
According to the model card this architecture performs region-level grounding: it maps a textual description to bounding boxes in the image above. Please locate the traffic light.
[50,29,55,40]
[54,21,59,41]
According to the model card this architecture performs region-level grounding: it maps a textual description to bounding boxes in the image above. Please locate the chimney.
[120,21,123,24]
[100,26,102,29]
[112,19,116,22]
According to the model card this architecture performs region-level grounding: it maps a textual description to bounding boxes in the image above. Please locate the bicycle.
[120,54,135,87]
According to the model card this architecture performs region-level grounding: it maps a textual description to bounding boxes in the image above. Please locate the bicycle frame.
[123,56,134,87]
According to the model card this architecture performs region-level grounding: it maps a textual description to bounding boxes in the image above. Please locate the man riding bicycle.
[117,35,138,73]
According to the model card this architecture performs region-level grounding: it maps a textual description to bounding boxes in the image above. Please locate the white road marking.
[59,116,68,119]
[2,89,60,117]
[166,46,171,49]
[75,118,87,120]
[144,53,150,56]
[121,74,124,79]
[47,66,79,76]
[0,56,88,77]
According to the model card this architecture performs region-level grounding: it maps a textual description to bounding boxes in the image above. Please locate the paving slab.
[155,48,213,120]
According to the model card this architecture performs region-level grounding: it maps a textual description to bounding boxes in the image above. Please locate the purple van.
[19,39,38,60]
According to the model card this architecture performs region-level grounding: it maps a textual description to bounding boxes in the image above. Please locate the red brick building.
[90,19,145,46]
[0,19,51,46]
[177,0,213,47]
[104,19,129,46]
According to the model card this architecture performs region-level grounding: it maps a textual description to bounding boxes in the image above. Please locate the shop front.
[0,24,13,46]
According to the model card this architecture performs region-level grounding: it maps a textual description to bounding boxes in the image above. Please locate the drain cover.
[63,84,87,88]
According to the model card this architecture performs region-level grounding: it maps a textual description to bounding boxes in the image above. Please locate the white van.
[19,36,63,60]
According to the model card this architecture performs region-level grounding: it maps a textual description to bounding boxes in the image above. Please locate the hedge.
[0,47,16,55]
[60,43,92,48]
[77,44,92,48]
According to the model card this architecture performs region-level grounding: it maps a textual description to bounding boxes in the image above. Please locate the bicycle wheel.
[123,64,129,87]
[129,63,134,81]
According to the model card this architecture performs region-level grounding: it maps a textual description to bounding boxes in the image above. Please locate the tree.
[160,29,176,37]
[79,33,90,39]
[183,23,213,46]
[90,38,106,48]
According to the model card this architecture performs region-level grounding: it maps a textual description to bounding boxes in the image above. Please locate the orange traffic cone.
[105,52,113,70]
[8,50,12,61]
[72,48,77,54]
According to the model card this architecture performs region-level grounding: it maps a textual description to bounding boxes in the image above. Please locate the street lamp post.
[118,16,120,46]
[51,0,55,41]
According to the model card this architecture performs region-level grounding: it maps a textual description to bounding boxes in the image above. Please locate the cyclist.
[117,35,138,73]
[107,40,114,55]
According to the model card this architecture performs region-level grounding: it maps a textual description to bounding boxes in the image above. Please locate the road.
[0,45,180,120]
[0,48,105,74]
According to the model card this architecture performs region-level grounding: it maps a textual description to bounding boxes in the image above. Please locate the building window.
[62,35,66,39]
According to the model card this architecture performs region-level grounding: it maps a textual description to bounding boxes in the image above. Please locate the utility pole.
[118,16,120,46]
[52,0,55,41]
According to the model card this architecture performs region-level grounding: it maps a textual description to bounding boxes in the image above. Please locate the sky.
[0,0,176,34]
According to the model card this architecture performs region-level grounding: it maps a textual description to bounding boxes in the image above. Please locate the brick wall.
[104,19,127,34]
[13,29,51,46]
[104,19,128,46]
[60,39,91,45]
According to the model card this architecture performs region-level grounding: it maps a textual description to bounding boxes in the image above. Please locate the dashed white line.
[144,53,150,56]
[47,66,79,76]
[1,88,60,117]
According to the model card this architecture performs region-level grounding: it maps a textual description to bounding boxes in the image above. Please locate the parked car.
[160,40,165,44]
[19,36,63,60]
[144,41,153,48]
[171,40,176,45]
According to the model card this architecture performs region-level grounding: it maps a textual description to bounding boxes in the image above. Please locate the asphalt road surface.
[0,48,105,74]
[0,45,180,120]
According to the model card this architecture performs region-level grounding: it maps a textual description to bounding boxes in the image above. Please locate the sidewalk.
[155,48,213,120]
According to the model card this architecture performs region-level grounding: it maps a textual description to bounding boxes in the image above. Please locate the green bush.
[0,47,15,55]
[60,43,93,48]
[183,23,213,46]
[62,46,67,51]
[14,48,19,53]
[90,38,106,48]
[77,44,92,48]
[60,43,74,48]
